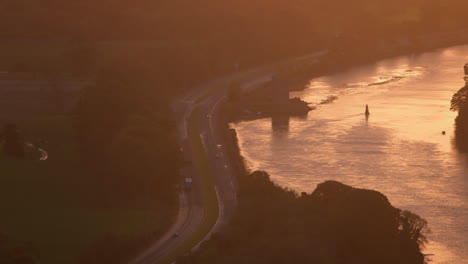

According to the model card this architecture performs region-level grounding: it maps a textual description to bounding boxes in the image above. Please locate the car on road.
[185,178,193,191]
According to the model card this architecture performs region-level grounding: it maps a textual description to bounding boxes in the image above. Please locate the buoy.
[365,104,370,116]
[442,131,446,135]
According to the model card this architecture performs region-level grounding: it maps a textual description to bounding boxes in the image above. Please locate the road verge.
[157,107,219,264]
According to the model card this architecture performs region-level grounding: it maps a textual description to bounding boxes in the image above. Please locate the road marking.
[132,49,329,264]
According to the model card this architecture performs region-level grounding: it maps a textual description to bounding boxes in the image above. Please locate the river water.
[232,45,468,263]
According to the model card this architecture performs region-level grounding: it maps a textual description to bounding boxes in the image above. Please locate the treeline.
[3,0,468,40]
[180,171,430,264]
[451,79,468,152]
[74,61,180,208]
[3,0,468,93]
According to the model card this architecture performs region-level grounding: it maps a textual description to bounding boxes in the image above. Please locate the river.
[231,45,468,263]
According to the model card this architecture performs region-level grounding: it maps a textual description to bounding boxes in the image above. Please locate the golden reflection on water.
[232,45,468,264]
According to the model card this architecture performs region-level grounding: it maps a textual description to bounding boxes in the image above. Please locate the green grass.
[0,115,171,264]
[157,108,219,264]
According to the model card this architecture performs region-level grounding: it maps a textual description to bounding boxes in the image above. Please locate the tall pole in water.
[365,104,370,116]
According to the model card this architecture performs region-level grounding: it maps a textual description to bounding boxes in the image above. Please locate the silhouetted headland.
[452,63,468,152]
[181,171,430,264]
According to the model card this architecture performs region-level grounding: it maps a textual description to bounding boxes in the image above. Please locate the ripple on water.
[232,45,468,263]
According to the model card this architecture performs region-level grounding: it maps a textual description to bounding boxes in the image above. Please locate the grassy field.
[0,115,172,264]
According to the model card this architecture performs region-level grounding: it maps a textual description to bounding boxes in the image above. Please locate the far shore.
[286,29,468,93]
[225,30,468,125]
[219,29,468,180]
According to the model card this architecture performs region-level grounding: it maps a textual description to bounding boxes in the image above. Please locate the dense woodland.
[75,63,180,208]
[75,64,182,263]
[182,171,430,264]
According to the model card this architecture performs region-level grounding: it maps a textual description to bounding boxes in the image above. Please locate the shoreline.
[224,30,468,126]
[209,33,468,264]
[219,31,468,185]
[286,30,468,92]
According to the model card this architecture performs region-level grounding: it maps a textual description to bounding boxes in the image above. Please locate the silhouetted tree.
[450,85,468,113]
[451,83,468,152]
[1,123,24,157]
[399,210,431,253]
[189,172,429,264]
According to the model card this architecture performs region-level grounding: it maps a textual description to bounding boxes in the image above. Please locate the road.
[130,50,328,264]
[24,142,48,161]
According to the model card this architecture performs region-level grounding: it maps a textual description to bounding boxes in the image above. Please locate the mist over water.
[232,45,468,263]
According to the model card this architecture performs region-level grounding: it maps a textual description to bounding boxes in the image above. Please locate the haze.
[0,1,467,264]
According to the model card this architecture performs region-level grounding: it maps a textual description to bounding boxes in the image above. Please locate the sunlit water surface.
[232,45,468,263]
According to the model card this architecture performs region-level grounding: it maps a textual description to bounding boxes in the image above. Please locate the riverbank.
[228,44,468,263]
[223,30,468,126]
[195,33,468,264]
[284,29,468,92]
[183,172,429,264]
[219,29,468,198]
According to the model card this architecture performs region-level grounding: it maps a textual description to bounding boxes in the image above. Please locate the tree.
[189,174,429,264]
[451,83,468,152]
[450,85,468,113]
[399,210,430,248]
[1,123,24,157]
[399,210,430,264]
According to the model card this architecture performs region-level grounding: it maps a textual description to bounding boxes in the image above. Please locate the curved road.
[24,142,48,161]
[130,50,328,264]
